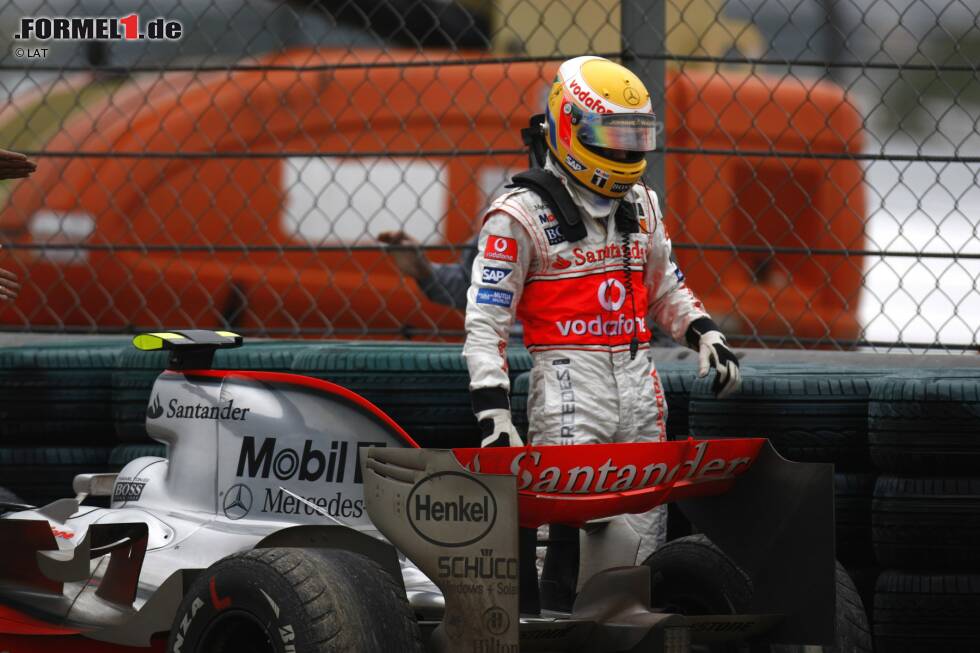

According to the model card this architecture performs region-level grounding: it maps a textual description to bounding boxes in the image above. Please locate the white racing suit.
[463,169,711,564]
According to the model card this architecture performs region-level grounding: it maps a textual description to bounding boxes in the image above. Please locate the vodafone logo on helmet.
[566,75,612,114]
[598,279,627,311]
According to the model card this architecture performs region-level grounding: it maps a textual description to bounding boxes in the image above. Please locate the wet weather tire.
[872,476,980,569]
[644,535,871,652]
[167,547,422,653]
[874,571,980,652]
[689,370,884,470]
[869,373,980,474]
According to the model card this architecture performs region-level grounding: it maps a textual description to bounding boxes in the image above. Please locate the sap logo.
[481,267,511,284]
[564,154,586,172]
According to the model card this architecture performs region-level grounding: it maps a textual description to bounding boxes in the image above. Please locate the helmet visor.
[577,113,658,152]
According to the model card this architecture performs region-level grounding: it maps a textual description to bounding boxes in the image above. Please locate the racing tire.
[872,476,980,570]
[656,363,698,440]
[644,535,871,652]
[869,372,980,474]
[512,371,530,438]
[874,570,980,652]
[167,547,422,653]
[109,443,166,468]
[291,345,483,449]
[835,472,876,564]
[0,340,125,444]
[0,446,112,505]
[689,369,886,470]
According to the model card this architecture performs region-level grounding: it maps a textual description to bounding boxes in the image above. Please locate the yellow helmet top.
[544,56,658,199]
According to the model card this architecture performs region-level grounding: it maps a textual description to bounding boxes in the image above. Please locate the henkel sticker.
[476,288,514,308]
[485,236,517,262]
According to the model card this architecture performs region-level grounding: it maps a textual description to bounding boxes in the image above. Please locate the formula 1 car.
[0,330,868,652]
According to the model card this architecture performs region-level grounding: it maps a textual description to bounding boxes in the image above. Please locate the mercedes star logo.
[222,483,253,520]
[623,86,641,106]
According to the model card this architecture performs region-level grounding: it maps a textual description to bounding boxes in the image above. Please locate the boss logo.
[113,479,147,502]
[544,225,565,245]
[481,267,511,284]
[407,472,497,547]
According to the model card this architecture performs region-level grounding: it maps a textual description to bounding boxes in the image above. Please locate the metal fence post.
[621,0,666,198]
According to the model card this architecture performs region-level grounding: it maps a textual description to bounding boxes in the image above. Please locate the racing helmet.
[544,56,658,199]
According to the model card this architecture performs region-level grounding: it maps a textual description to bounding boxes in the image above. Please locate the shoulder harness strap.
[507,168,642,242]
[506,169,587,242]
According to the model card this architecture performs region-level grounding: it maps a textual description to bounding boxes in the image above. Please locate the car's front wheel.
[167,547,422,653]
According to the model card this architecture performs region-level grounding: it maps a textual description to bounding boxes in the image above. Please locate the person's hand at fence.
[0,149,36,180]
[377,230,434,282]
[0,254,21,301]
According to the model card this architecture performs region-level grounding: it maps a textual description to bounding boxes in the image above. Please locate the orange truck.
[0,49,864,341]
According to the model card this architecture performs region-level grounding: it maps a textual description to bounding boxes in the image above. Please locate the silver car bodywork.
[0,364,437,647]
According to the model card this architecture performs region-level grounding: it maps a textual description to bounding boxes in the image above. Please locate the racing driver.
[463,55,742,600]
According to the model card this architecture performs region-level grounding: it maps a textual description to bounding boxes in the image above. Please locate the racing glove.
[477,408,524,447]
[686,318,741,399]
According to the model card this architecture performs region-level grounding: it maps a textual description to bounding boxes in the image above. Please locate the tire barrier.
[870,372,980,475]
[0,338,978,653]
[689,368,890,470]
[874,571,980,653]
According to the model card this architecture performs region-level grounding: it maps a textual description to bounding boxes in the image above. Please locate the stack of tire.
[688,365,887,603]
[0,340,123,504]
[869,372,980,652]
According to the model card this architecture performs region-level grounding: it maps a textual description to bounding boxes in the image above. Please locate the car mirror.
[73,473,118,502]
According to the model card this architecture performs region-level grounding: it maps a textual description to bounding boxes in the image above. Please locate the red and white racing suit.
[463,171,711,562]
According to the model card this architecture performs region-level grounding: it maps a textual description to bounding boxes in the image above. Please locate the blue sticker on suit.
[482,267,512,284]
[544,225,565,245]
[476,288,514,307]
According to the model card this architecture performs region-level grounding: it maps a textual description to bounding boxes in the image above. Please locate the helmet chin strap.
[544,155,619,220]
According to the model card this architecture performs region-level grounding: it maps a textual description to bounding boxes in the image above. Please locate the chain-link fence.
[0,0,976,351]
